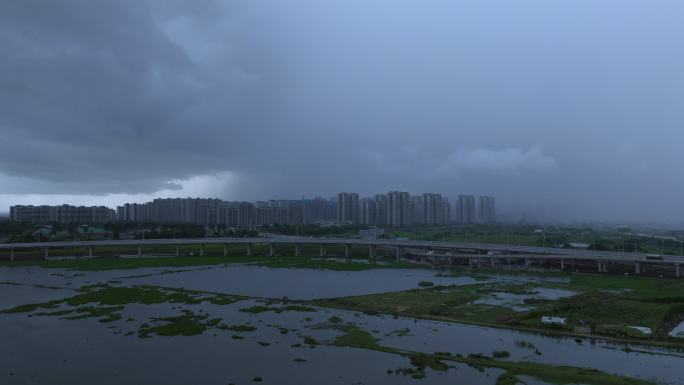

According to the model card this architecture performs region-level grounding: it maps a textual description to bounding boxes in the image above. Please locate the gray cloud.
[1,0,684,223]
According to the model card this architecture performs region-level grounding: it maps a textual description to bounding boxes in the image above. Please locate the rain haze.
[1,0,683,223]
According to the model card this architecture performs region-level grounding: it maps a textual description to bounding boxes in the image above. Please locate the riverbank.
[0,255,412,271]
[312,273,684,350]
[0,282,663,385]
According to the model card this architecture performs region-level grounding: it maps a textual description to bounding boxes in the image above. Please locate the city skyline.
[9,191,495,227]
[1,2,684,224]
[2,3,683,384]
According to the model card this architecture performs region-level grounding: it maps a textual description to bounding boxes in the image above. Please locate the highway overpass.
[1,237,682,277]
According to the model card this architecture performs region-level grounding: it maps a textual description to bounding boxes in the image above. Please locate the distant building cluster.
[349,192,494,227]
[9,193,495,226]
[114,197,336,227]
[9,205,115,224]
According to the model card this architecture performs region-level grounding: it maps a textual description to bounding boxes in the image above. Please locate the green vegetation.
[0,284,245,328]
[255,256,413,271]
[0,255,270,271]
[0,251,414,273]
[313,275,684,346]
[495,372,519,385]
[263,223,370,238]
[333,324,391,352]
[390,223,684,255]
[219,324,257,332]
[418,281,434,287]
[330,323,654,385]
[138,310,209,337]
[239,304,316,314]
[314,285,482,320]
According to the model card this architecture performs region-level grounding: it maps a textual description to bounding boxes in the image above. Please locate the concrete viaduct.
[1,237,683,277]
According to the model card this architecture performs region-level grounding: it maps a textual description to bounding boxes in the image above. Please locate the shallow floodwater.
[1,299,503,385]
[1,264,683,385]
[472,287,577,311]
[124,264,486,299]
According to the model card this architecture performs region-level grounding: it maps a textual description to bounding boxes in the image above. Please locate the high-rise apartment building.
[422,193,450,225]
[374,194,387,226]
[304,196,330,223]
[456,194,476,224]
[238,202,256,228]
[337,192,359,223]
[441,199,452,224]
[10,205,115,224]
[387,191,410,227]
[360,198,376,225]
[411,196,424,225]
[11,191,478,228]
[478,196,496,223]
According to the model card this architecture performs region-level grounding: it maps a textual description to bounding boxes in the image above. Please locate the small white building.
[541,316,567,326]
[560,243,590,249]
[627,326,652,335]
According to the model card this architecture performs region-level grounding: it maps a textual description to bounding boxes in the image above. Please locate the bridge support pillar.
[10,248,14,262]
[137,247,141,257]
[44,248,48,260]
[468,258,473,268]
[295,244,301,257]
[247,244,252,256]
[200,244,204,257]
[223,244,228,257]
[270,243,275,257]
[176,245,180,257]
[676,263,680,278]
[560,259,564,270]
[597,260,602,272]
[89,248,93,258]
[369,245,376,260]
[635,262,641,275]
[395,246,403,260]
[344,245,351,260]
[524,259,530,268]
[319,244,326,258]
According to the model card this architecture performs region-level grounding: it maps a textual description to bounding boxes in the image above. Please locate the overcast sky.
[1,0,683,223]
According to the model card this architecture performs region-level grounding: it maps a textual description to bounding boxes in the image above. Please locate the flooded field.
[1,261,683,385]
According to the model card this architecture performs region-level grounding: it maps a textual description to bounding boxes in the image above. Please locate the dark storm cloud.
[1,0,684,222]
[0,0,268,193]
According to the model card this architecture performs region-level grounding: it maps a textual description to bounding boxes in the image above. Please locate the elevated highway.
[1,237,682,276]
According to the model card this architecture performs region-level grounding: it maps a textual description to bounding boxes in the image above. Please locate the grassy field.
[0,281,655,384]
[330,324,655,385]
[0,253,410,272]
[314,273,684,346]
[391,224,684,255]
